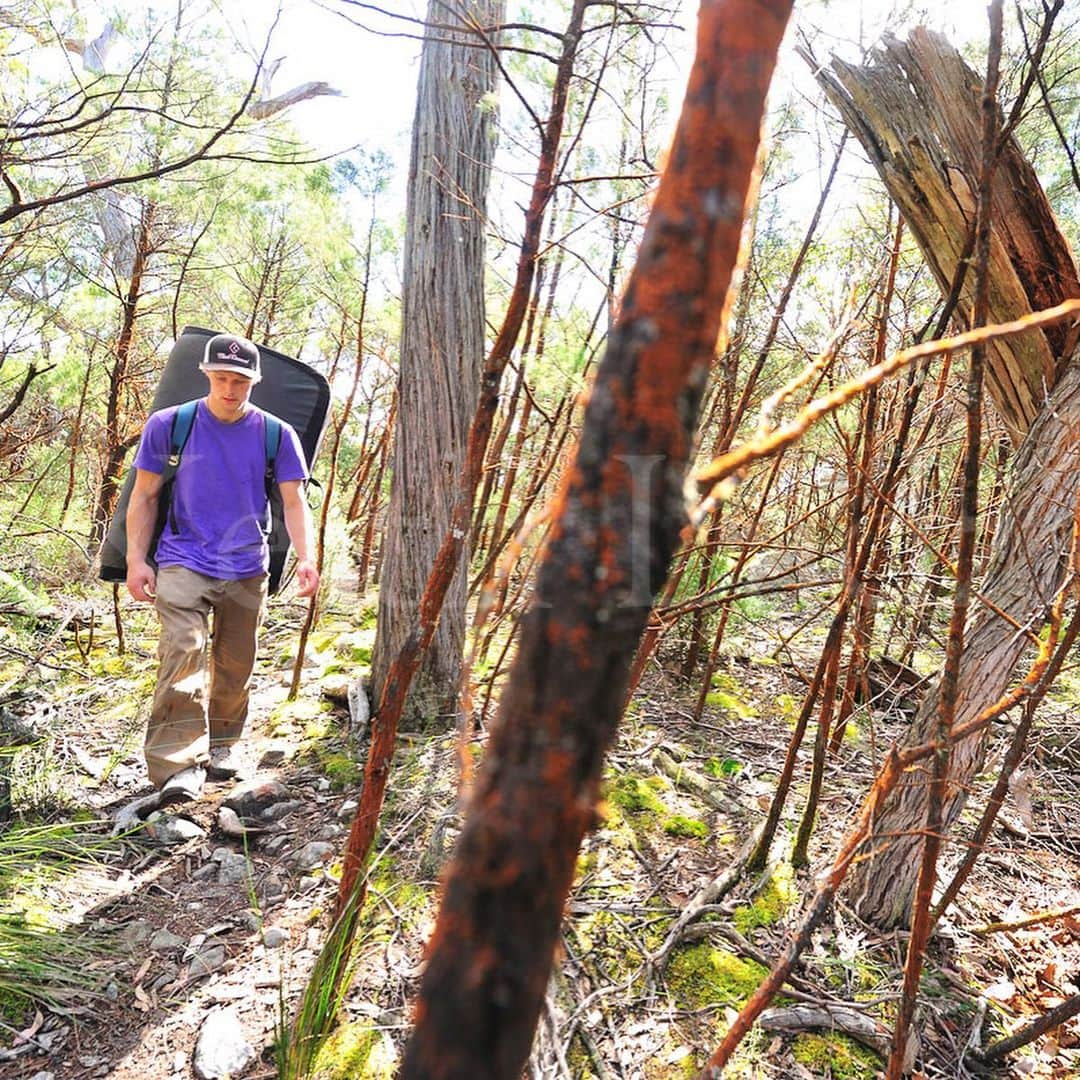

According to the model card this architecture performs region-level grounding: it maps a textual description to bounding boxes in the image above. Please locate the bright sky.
[62,1,1007,170]
[224,0,1002,162]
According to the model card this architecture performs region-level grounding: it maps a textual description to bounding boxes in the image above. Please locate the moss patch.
[704,757,742,778]
[666,943,769,1010]
[733,862,797,936]
[703,689,757,719]
[312,747,361,791]
[606,775,666,816]
[268,697,333,737]
[310,1021,397,1079]
[663,815,709,840]
[791,1033,880,1080]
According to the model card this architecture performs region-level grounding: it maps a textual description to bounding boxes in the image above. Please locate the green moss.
[0,570,50,618]
[775,693,799,727]
[311,1022,397,1079]
[570,909,646,985]
[361,859,430,941]
[575,850,599,879]
[791,1034,880,1080]
[309,631,339,654]
[703,690,757,719]
[308,746,361,791]
[704,757,742,778]
[328,627,375,666]
[666,943,769,1010]
[663,815,709,840]
[607,776,666,816]
[733,863,796,936]
[0,987,29,1024]
[642,1043,699,1079]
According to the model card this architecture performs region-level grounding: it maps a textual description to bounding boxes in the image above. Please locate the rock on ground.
[192,1006,255,1079]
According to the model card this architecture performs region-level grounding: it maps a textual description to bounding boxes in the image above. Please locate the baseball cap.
[200,333,261,381]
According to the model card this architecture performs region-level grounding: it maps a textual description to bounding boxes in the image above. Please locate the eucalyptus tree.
[370,0,506,730]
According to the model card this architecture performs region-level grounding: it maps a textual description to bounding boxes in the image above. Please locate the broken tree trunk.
[815,27,1078,443]
[813,28,1080,928]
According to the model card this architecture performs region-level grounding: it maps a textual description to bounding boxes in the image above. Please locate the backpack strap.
[164,400,198,534]
[263,415,282,497]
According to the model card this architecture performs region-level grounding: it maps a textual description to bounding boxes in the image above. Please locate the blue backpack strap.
[166,400,199,474]
[264,415,281,494]
[163,400,198,534]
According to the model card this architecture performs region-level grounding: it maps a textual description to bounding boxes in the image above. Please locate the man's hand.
[295,558,320,598]
[127,559,157,602]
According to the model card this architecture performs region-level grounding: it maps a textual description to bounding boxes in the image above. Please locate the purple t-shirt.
[134,400,308,579]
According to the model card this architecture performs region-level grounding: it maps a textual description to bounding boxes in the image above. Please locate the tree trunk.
[816,28,1078,443]
[847,355,1080,926]
[401,1,794,1073]
[371,0,504,730]
[813,28,1080,927]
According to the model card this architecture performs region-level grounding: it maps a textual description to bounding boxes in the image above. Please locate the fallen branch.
[649,824,763,969]
[652,749,749,816]
[971,905,1080,936]
[759,1003,890,1057]
[972,993,1080,1064]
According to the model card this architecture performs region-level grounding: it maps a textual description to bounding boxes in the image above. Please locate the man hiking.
[125,332,319,808]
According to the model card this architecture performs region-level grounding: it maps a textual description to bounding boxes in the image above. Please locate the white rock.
[193,1007,255,1079]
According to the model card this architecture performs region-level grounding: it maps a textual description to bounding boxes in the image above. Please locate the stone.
[257,748,287,768]
[143,814,206,845]
[223,778,291,819]
[119,921,152,946]
[262,927,287,949]
[192,1007,255,1080]
[149,928,185,954]
[239,911,261,933]
[187,944,227,979]
[337,798,358,821]
[259,799,302,822]
[111,793,163,835]
[150,963,180,992]
[294,841,335,871]
[216,852,252,886]
[320,673,351,703]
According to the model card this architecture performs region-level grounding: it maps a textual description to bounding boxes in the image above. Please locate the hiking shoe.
[159,765,206,807]
[207,746,246,781]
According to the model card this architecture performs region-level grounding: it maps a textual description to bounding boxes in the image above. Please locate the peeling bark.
[847,357,1080,927]
[816,28,1079,442]
[813,27,1080,930]
[371,0,504,729]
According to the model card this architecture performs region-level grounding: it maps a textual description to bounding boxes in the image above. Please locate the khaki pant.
[146,566,267,788]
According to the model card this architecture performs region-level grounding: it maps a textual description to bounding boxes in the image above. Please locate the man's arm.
[126,468,164,602]
[279,480,320,598]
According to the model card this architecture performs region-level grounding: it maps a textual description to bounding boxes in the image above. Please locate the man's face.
[205,371,255,416]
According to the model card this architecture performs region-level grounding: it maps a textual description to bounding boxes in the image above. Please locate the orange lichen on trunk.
[400,2,796,1078]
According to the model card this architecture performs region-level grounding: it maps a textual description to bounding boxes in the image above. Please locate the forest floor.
[0,574,1078,1080]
